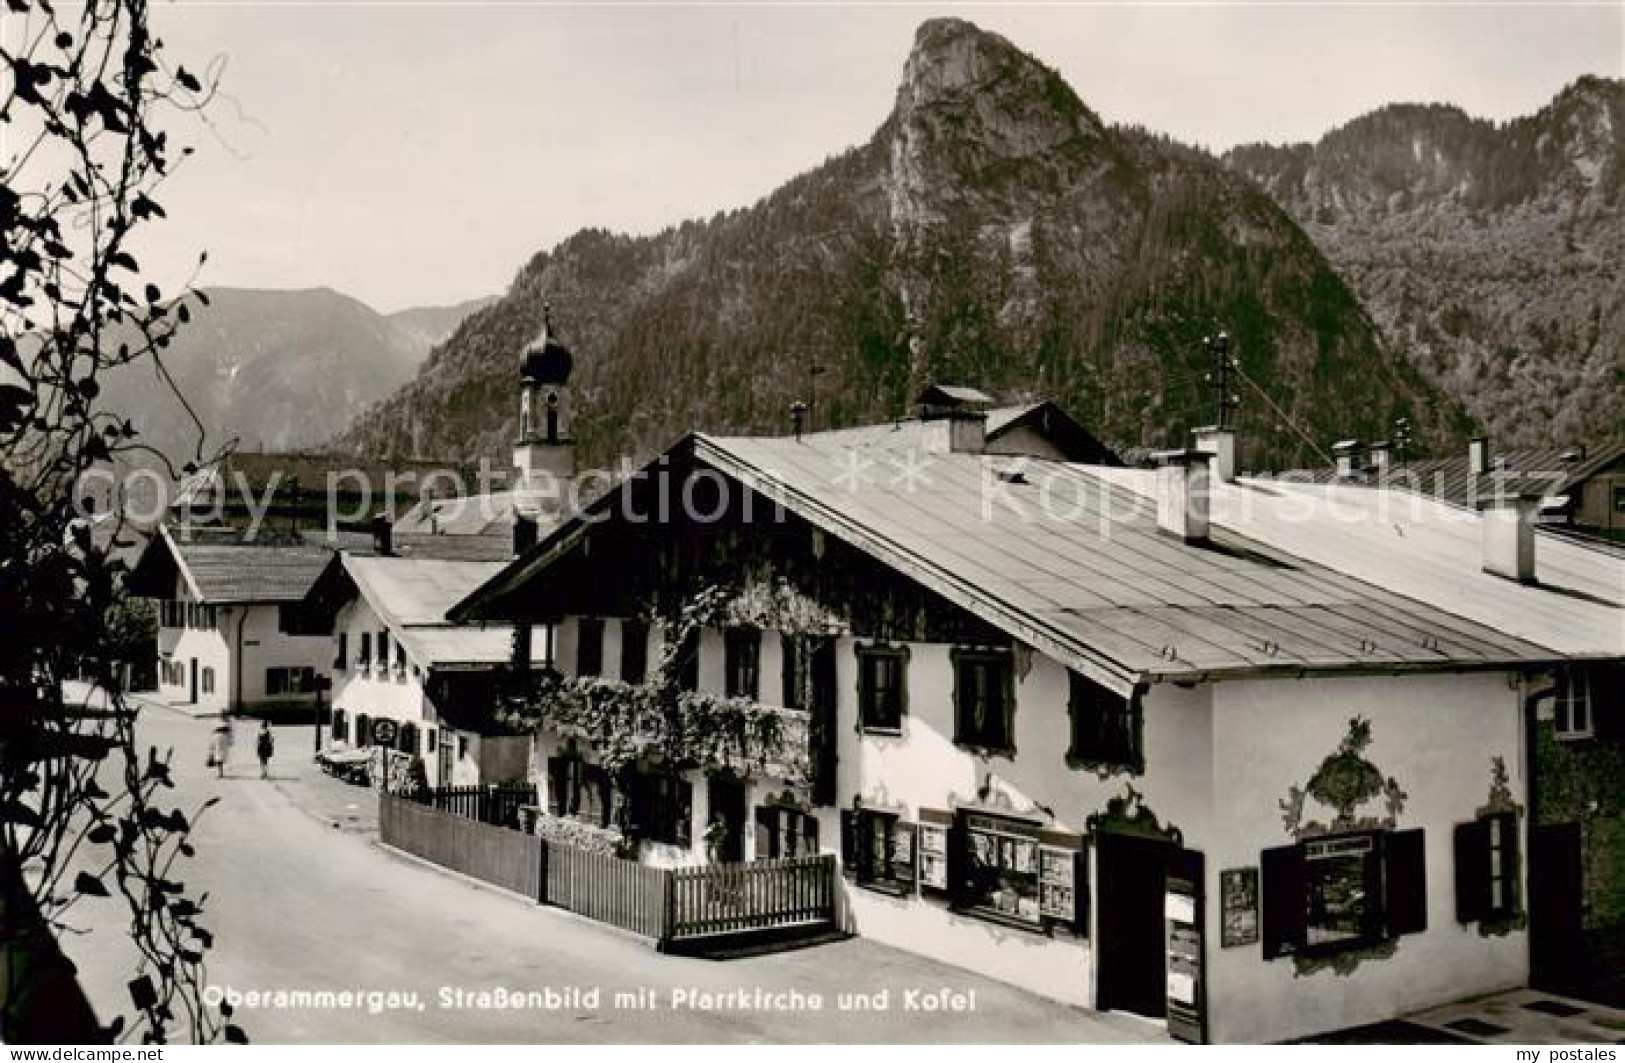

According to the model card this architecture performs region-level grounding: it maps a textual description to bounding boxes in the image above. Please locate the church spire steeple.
[513,302,577,512]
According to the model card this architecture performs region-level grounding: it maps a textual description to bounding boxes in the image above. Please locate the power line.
[1231,362,1334,466]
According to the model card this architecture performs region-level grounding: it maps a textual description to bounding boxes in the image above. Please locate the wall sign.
[1165,850,1206,1044]
[1220,867,1259,948]
[370,718,399,746]
[1038,847,1078,921]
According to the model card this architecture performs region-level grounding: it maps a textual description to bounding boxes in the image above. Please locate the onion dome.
[520,303,573,386]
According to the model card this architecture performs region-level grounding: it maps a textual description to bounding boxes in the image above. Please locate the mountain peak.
[893,17,1103,150]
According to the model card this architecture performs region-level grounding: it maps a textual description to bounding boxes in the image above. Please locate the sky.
[112,2,1625,312]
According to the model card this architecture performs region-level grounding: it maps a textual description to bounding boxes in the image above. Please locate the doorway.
[1530,822,1584,989]
[189,657,198,704]
[707,775,747,862]
[1096,831,1174,1018]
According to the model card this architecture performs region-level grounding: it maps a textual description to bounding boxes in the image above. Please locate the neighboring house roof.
[455,433,1560,695]
[1284,442,1625,512]
[803,402,1121,465]
[127,524,347,604]
[1082,473,1623,659]
[393,489,522,537]
[173,451,481,510]
[308,553,547,671]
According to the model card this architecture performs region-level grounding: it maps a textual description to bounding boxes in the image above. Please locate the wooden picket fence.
[667,854,837,943]
[543,841,671,939]
[381,793,543,898]
[379,793,838,949]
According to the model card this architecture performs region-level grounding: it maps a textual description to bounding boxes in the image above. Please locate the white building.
[450,402,1622,1044]
[128,525,337,715]
[302,548,548,788]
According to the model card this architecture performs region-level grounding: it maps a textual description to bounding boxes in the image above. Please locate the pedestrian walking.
[256,721,275,780]
[209,713,234,778]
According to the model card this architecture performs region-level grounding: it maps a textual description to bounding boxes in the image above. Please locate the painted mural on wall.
[1279,717,1408,840]
[1277,717,1408,976]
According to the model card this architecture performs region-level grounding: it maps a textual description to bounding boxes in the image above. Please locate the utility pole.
[1204,331,1239,430]
[1393,416,1413,465]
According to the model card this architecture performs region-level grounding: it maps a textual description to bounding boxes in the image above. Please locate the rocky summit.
[340,18,1476,471]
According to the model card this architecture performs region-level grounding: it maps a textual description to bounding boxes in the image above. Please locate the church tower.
[513,303,576,506]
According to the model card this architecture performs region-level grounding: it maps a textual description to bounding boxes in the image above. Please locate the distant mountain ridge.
[1226,75,1624,448]
[338,17,1466,472]
[100,286,491,462]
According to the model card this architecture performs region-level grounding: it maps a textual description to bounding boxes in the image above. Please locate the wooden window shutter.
[1454,820,1492,923]
[1385,828,1429,935]
[1261,844,1305,959]
[946,818,968,901]
[840,810,858,879]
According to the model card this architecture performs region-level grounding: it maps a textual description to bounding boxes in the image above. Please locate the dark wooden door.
[708,776,747,863]
[1097,832,1172,1018]
[1530,822,1585,988]
[189,657,198,704]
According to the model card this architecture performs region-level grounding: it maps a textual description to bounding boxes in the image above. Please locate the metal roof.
[393,490,521,537]
[1086,472,1624,659]
[1282,442,1625,510]
[455,432,1560,693]
[695,436,1556,687]
[341,554,548,670]
[798,403,1120,465]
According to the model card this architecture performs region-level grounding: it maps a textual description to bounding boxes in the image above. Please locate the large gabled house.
[299,539,547,790]
[447,408,1618,1043]
[126,524,346,714]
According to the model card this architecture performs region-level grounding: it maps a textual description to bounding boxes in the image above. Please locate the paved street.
[61,698,1164,1043]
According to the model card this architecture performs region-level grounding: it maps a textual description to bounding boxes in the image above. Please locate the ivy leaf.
[74,871,110,897]
[175,67,202,93]
[223,1024,248,1044]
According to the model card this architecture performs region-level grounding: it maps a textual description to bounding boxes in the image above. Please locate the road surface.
[60,697,1163,1044]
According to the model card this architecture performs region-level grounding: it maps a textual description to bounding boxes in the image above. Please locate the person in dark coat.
[256,721,274,780]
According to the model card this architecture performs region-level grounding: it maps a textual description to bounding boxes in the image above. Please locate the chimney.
[370,514,393,557]
[790,401,808,442]
[1193,425,1236,483]
[1477,492,1540,583]
[1368,440,1392,477]
[513,513,538,556]
[1469,436,1490,477]
[1332,440,1364,480]
[948,410,988,455]
[1155,450,1211,544]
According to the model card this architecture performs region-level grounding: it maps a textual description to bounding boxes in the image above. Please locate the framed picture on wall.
[1221,866,1259,948]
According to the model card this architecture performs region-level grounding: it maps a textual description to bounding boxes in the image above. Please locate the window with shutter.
[1456,815,1516,924]
[1454,820,1492,923]
[1261,844,1306,959]
[856,644,907,733]
[724,627,761,700]
[1067,671,1143,772]
[1384,829,1428,935]
[952,648,1015,754]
